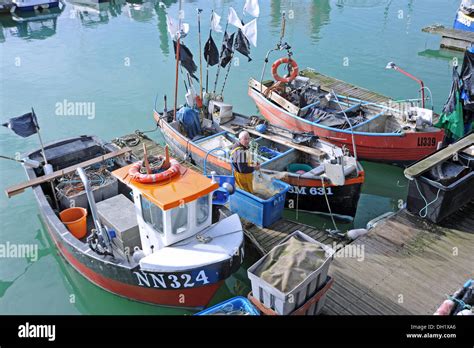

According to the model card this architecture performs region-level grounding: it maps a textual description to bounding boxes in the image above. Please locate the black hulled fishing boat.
[3,113,244,308]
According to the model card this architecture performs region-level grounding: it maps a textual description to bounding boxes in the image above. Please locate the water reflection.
[269,0,331,43]
[68,0,124,28]
[123,0,156,23]
[333,0,390,8]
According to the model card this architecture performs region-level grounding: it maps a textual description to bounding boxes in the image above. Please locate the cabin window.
[170,204,189,235]
[140,196,164,234]
[196,195,210,226]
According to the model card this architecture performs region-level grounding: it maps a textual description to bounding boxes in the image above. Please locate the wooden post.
[143,143,152,174]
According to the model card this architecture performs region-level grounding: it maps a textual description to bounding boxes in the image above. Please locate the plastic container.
[195,297,260,316]
[247,231,335,315]
[288,163,313,173]
[248,276,334,316]
[229,179,290,228]
[406,170,474,223]
[60,207,88,239]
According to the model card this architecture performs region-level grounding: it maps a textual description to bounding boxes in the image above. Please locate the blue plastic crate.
[229,180,290,228]
[195,296,260,316]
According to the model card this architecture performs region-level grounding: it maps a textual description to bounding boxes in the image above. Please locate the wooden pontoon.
[422,25,474,52]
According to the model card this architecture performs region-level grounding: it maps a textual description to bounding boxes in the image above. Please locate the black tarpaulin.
[460,50,474,111]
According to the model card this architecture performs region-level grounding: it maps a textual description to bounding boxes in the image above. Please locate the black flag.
[204,33,219,67]
[234,29,252,62]
[173,40,199,81]
[220,31,235,68]
[2,112,38,138]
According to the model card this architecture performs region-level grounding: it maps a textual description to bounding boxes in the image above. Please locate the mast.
[173,0,183,121]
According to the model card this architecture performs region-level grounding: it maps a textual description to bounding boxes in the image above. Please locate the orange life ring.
[129,159,181,184]
[271,57,299,83]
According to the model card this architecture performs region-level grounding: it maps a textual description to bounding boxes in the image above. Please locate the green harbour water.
[0,0,463,314]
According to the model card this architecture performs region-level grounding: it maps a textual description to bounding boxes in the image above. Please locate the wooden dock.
[323,202,474,315]
[422,25,474,52]
[300,69,391,105]
[115,131,473,315]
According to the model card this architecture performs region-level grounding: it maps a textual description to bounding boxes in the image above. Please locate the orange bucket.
[60,207,88,239]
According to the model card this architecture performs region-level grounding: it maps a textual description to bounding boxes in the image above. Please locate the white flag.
[211,12,223,33]
[228,7,243,29]
[243,0,260,18]
[166,15,189,39]
[242,18,258,47]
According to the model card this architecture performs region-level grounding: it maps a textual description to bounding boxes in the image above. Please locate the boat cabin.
[112,164,219,253]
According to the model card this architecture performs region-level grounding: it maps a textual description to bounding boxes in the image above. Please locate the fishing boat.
[11,0,61,13]
[454,0,474,32]
[6,135,244,308]
[247,34,445,164]
[153,100,365,219]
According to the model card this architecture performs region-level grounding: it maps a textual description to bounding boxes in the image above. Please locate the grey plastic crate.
[247,231,335,315]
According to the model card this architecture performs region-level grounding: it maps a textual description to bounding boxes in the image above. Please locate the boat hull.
[155,112,364,218]
[249,87,445,164]
[25,137,244,309]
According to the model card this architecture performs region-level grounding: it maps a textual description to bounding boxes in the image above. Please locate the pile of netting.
[55,162,115,199]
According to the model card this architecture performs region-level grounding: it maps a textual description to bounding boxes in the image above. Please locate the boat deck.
[422,25,474,52]
[300,69,391,105]
[323,203,474,315]
[115,132,473,315]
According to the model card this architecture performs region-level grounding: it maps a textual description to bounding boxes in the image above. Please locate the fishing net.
[55,164,116,199]
[253,235,328,293]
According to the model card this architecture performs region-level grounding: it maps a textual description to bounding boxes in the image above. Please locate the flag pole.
[213,19,229,95]
[205,10,214,93]
[32,108,48,166]
[197,8,204,104]
[173,0,183,121]
[220,52,234,95]
[32,108,60,210]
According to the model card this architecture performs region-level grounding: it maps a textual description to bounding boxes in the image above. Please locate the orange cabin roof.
[112,164,219,211]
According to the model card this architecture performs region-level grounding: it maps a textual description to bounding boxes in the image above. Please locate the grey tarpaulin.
[254,235,327,293]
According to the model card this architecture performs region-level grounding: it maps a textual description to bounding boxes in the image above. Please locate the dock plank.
[323,202,474,315]
[300,69,391,105]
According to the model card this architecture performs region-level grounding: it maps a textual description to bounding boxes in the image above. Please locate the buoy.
[132,246,146,263]
[347,229,369,240]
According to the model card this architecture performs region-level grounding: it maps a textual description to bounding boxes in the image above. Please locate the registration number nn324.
[134,270,210,289]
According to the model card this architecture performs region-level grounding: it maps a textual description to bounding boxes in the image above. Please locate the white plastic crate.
[247,231,335,315]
